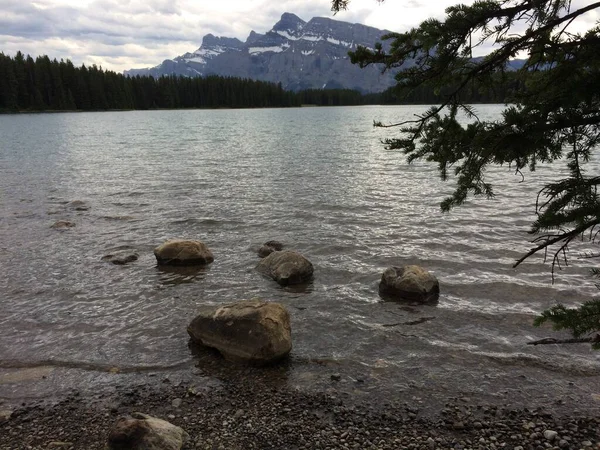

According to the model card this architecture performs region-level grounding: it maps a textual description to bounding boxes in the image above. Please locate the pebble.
[543,429,558,441]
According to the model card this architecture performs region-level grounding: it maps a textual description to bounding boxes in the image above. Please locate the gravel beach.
[1,370,599,450]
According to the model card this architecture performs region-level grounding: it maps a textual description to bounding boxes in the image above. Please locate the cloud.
[1,0,598,73]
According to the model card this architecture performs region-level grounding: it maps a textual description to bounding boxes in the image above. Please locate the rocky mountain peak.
[124,12,397,93]
[272,12,306,33]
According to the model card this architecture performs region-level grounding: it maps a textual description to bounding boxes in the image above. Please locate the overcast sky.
[1,0,598,73]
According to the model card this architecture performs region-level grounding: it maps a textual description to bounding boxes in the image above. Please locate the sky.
[1,0,598,73]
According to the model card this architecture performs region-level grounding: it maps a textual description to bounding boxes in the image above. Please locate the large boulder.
[258,240,284,258]
[187,299,292,364]
[256,250,313,286]
[154,239,214,266]
[107,412,189,450]
[379,265,440,303]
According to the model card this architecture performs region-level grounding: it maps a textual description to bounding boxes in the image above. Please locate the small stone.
[51,220,75,229]
[331,374,342,382]
[47,443,73,448]
[543,430,558,441]
[171,398,182,408]
[0,409,12,423]
[102,251,138,265]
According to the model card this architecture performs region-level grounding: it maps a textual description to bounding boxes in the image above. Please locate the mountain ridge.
[124,13,397,93]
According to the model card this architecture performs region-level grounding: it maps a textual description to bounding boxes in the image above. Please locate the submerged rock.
[154,239,214,266]
[187,299,292,364]
[107,412,189,450]
[50,220,75,229]
[379,265,439,303]
[256,250,313,285]
[102,250,139,265]
[258,240,284,258]
[68,200,90,211]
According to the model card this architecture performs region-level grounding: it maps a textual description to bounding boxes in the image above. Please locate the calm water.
[1,106,599,410]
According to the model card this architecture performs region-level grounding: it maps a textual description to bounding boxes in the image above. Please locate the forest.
[0,52,518,112]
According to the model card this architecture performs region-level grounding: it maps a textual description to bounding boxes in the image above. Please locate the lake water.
[1,106,599,411]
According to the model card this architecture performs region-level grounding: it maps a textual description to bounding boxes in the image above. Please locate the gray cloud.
[1,0,597,72]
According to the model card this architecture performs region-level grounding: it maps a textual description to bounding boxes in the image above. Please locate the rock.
[68,200,90,211]
[102,251,138,265]
[256,250,313,286]
[258,240,284,258]
[50,220,75,229]
[379,265,439,303]
[171,398,182,408]
[107,412,189,450]
[331,373,342,382]
[0,409,12,423]
[47,443,73,448]
[154,239,214,266]
[544,430,558,441]
[187,299,292,364]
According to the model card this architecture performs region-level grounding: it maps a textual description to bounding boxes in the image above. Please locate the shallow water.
[1,106,599,410]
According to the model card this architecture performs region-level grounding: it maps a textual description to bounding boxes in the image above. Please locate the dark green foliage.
[0,52,301,111]
[0,51,530,113]
[332,0,600,345]
[534,302,600,349]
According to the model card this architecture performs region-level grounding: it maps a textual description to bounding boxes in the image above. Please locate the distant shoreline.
[0,102,508,115]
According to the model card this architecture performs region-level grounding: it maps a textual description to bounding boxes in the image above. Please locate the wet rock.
[107,412,189,450]
[256,250,313,286]
[102,250,139,265]
[258,240,284,258]
[379,265,439,303]
[68,200,90,211]
[50,220,75,229]
[154,239,214,266]
[187,299,291,364]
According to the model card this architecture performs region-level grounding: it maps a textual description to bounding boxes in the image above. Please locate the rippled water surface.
[1,106,599,410]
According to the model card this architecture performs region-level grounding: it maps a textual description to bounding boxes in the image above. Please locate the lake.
[1,105,599,411]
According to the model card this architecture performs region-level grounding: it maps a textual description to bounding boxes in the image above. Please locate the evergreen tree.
[332,0,600,346]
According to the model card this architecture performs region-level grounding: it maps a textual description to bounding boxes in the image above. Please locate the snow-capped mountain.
[124,13,397,93]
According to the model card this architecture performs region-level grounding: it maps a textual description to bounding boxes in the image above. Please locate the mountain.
[124,13,396,93]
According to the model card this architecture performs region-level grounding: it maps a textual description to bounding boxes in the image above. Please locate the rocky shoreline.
[1,374,598,450]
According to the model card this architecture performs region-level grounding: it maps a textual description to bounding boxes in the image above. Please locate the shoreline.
[1,375,599,450]
[1,362,599,449]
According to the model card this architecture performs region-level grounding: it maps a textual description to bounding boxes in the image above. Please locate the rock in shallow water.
[256,250,313,285]
[102,250,138,265]
[107,412,189,450]
[50,220,75,229]
[154,239,214,266]
[379,265,439,303]
[187,299,292,364]
[258,240,284,258]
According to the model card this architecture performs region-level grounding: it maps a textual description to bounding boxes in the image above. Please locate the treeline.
[0,52,518,112]
[378,73,523,105]
[0,52,300,111]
